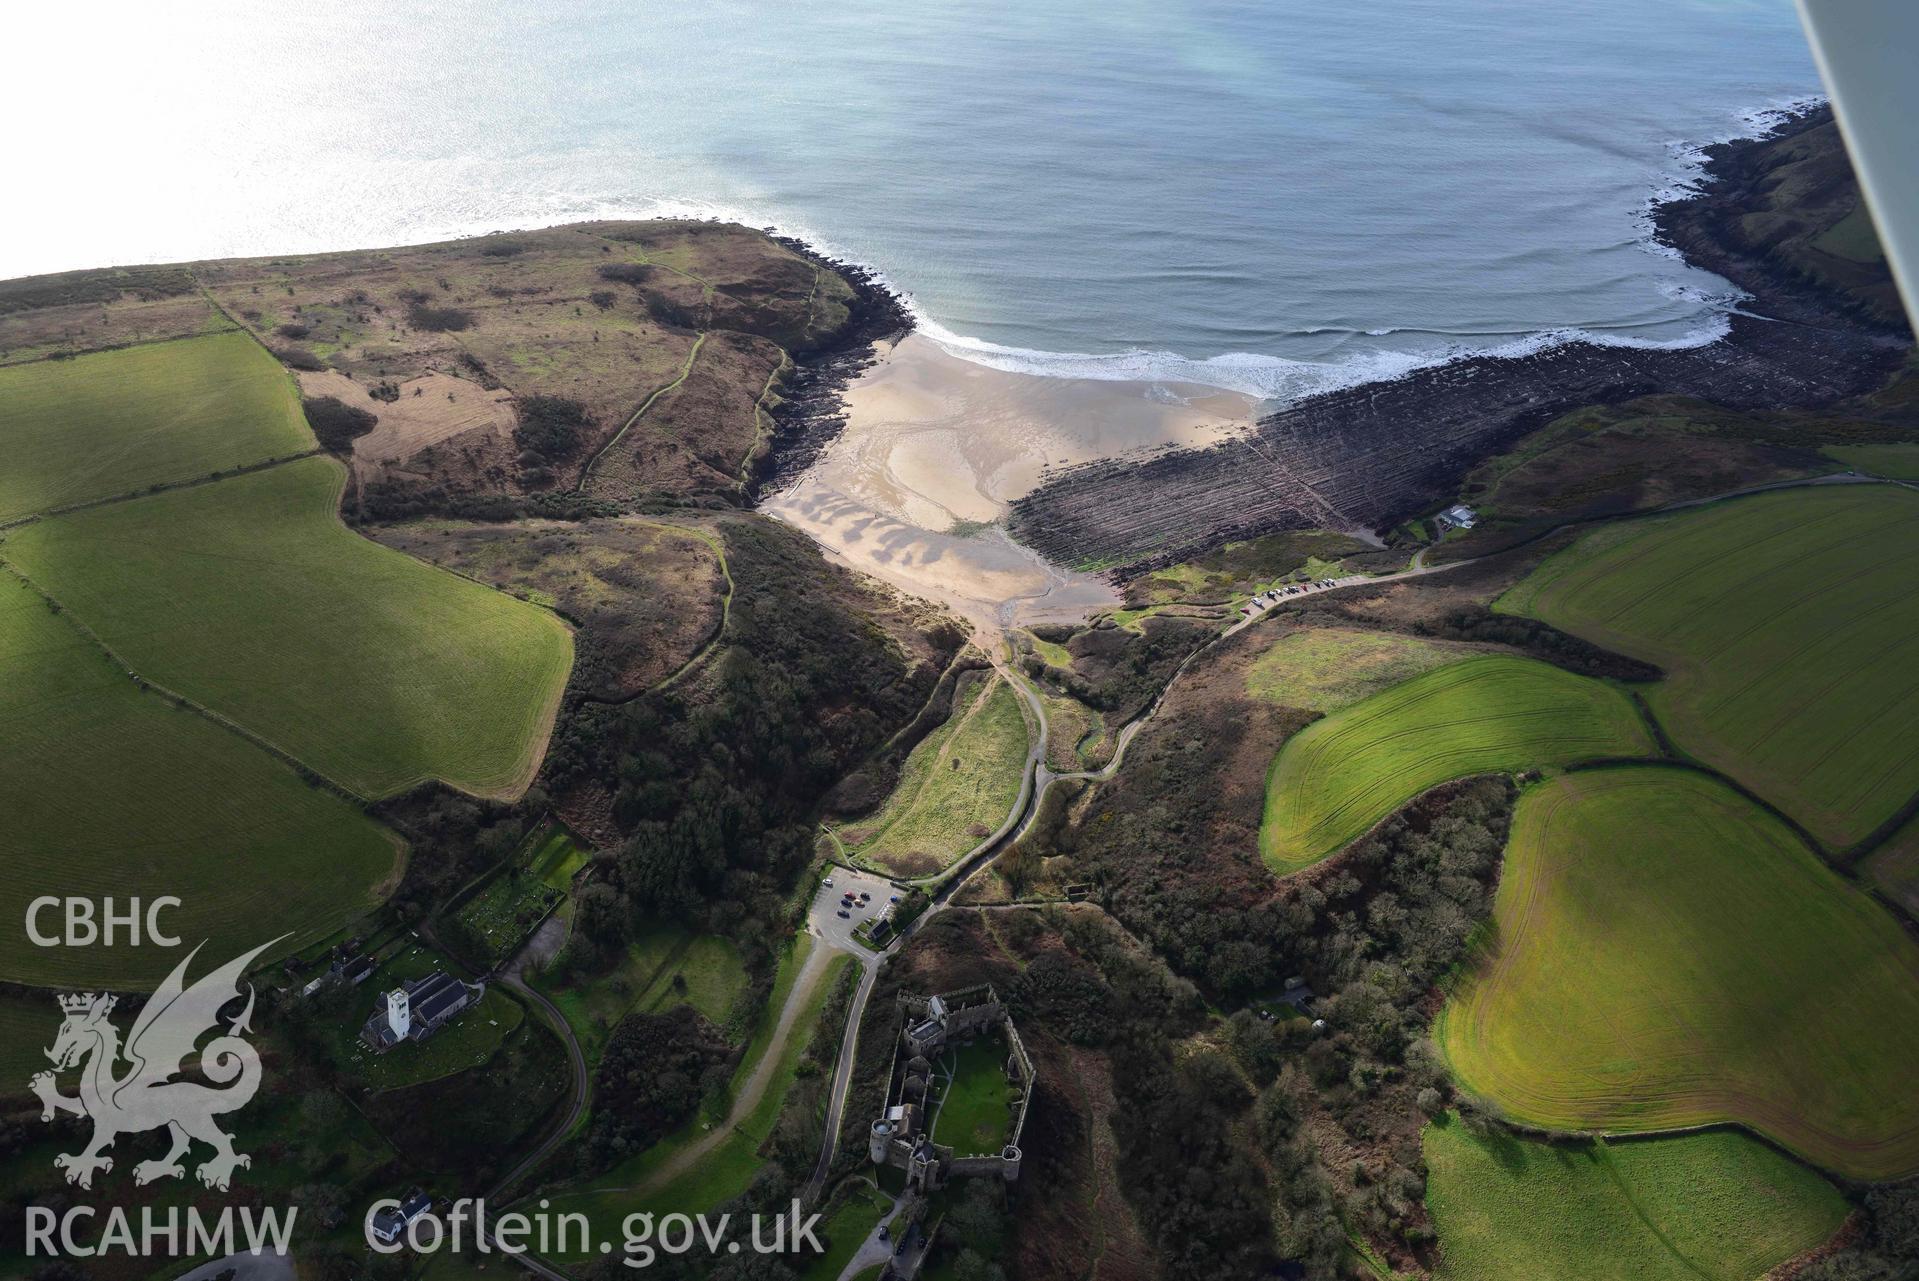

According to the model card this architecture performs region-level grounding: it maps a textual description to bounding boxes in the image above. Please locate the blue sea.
[2,0,1822,399]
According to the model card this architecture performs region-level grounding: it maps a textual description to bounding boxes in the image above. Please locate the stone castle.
[869,984,1034,1192]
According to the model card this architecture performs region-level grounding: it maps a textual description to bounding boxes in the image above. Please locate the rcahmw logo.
[32,937,282,1190]
[25,934,300,1259]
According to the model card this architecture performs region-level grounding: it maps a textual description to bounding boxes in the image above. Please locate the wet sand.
[759,333,1259,631]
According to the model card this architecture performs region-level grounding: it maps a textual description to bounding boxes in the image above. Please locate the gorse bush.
[513,395,593,463]
[406,302,475,332]
[301,396,377,453]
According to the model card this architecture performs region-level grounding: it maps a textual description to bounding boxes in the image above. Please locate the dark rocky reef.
[1007,106,1911,577]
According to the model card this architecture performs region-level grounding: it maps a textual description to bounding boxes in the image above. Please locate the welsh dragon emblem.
[30,938,283,1191]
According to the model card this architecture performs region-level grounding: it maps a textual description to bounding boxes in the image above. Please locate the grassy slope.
[1425,1117,1845,1281]
[537,925,748,1066]
[1245,627,1469,712]
[1500,485,1919,848]
[842,673,1030,876]
[4,455,573,799]
[0,573,397,989]
[1259,655,1653,874]
[0,331,311,523]
[1438,767,1919,1180]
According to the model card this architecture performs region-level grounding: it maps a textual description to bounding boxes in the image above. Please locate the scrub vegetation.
[535,924,749,1067]
[539,938,854,1257]
[374,515,723,701]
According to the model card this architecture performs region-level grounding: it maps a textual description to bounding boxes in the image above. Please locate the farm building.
[1436,504,1478,531]
[361,971,482,1052]
[369,1192,433,1246]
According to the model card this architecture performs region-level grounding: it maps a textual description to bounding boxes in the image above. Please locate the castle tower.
[387,987,411,1040]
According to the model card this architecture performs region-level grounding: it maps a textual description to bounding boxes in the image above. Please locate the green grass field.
[0,573,399,989]
[1824,442,1919,481]
[1424,1117,1845,1281]
[1245,627,1468,712]
[0,332,313,524]
[803,1183,895,1281]
[1259,655,1653,874]
[1500,485,1919,848]
[931,1038,1017,1155]
[1438,767,1919,1180]
[839,672,1030,877]
[3,455,573,799]
[530,827,591,890]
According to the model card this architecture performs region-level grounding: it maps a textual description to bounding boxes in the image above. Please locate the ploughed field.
[3,454,573,799]
[1436,767,1919,1180]
[1424,1117,1846,1281]
[1500,485,1919,849]
[1258,655,1654,874]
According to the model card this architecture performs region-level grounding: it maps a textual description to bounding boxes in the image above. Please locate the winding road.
[490,928,590,1202]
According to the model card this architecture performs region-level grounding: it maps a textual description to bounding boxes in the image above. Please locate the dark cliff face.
[749,240,915,497]
[1658,115,1906,330]
[1007,107,1911,578]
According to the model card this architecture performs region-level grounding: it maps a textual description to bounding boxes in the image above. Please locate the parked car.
[837,909,850,919]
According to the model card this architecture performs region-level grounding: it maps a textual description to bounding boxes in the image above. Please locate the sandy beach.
[760,333,1260,630]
